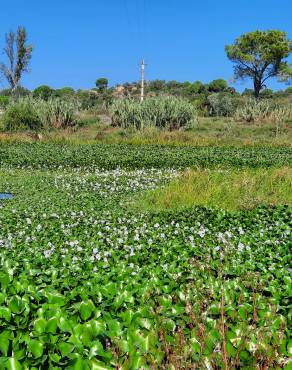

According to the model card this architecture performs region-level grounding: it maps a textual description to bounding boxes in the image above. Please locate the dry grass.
[0,116,291,147]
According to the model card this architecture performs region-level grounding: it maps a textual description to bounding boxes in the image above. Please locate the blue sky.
[0,0,291,91]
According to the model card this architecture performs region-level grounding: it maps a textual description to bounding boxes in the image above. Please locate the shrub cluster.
[234,98,292,124]
[110,96,197,130]
[207,93,236,116]
[0,98,79,131]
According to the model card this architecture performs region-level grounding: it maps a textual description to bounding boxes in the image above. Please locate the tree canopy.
[95,78,108,92]
[225,30,291,98]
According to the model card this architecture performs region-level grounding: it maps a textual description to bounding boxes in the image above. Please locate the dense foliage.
[0,143,291,169]
[110,97,198,130]
[0,98,41,131]
[0,98,79,131]
[226,30,292,98]
[0,160,290,368]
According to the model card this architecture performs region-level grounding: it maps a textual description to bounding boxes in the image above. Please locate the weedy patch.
[133,167,292,212]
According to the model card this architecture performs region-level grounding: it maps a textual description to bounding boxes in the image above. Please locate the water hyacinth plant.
[0,160,291,368]
[110,96,198,130]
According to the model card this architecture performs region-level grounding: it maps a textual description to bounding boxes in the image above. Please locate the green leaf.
[58,316,73,333]
[0,272,10,289]
[6,358,22,370]
[33,317,47,334]
[58,341,74,357]
[107,319,122,337]
[89,340,104,359]
[46,316,58,334]
[27,339,44,358]
[136,317,152,330]
[0,331,10,356]
[8,296,22,314]
[79,301,94,321]
[0,307,11,322]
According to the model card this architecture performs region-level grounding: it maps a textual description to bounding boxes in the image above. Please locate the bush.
[110,96,197,130]
[37,98,79,129]
[0,98,79,131]
[234,98,272,122]
[0,98,42,131]
[207,79,228,93]
[33,85,55,100]
[207,93,235,116]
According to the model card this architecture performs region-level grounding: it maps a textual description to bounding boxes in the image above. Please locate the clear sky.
[0,0,291,91]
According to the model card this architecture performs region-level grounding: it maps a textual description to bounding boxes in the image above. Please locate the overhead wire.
[122,0,148,81]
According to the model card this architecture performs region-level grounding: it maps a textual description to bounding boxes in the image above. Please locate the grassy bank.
[0,116,291,147]
[133,167,292,212]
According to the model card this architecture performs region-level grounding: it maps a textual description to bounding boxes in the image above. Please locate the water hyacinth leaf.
[107,319,122,337]
[58,316,73,333]
[46,317,58,334]
[69,356,89,370]
[6,358,22,370]
[58,341,74,357]
[79,301,95,321]
[0,307,11,322]
[0,292,6,305]
[33,317,47,334]
[0,272,10,289]
[49,353,61,363]
[136,317,152,330]
[8,296,23,313]
[27,339,44,358]
[0,331,10,356]
[191,338,201,354]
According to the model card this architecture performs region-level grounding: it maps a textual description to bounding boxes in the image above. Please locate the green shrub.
[37,98,79,129]
[33,85,55,100]
[0,98,42,131]
[110,96,197,130]
[234,98,272,122]
[0,98,79,131]
[207,93,235,116]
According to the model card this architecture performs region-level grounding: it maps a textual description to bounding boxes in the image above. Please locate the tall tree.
[0,26,33,91]
[225,30,291,98]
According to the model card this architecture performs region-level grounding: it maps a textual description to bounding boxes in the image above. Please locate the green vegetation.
[0,98,79,131]
[134,167,292,212]
[226,30,291,98]
[0,143,291,169]
[110,96,197,130]
[0,25,291,369]
[0,98,41,131]
[0,144,291,368]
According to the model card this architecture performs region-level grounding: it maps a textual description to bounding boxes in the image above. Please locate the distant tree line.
[0,26,291,115]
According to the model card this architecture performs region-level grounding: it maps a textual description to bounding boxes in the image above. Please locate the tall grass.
[133,167,292,212]
[0,97,79,131]
[234,98,292,125]
[37,98,79,129]
[110,96,198,130]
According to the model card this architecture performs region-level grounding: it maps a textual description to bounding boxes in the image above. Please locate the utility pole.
[140,59,145,102]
